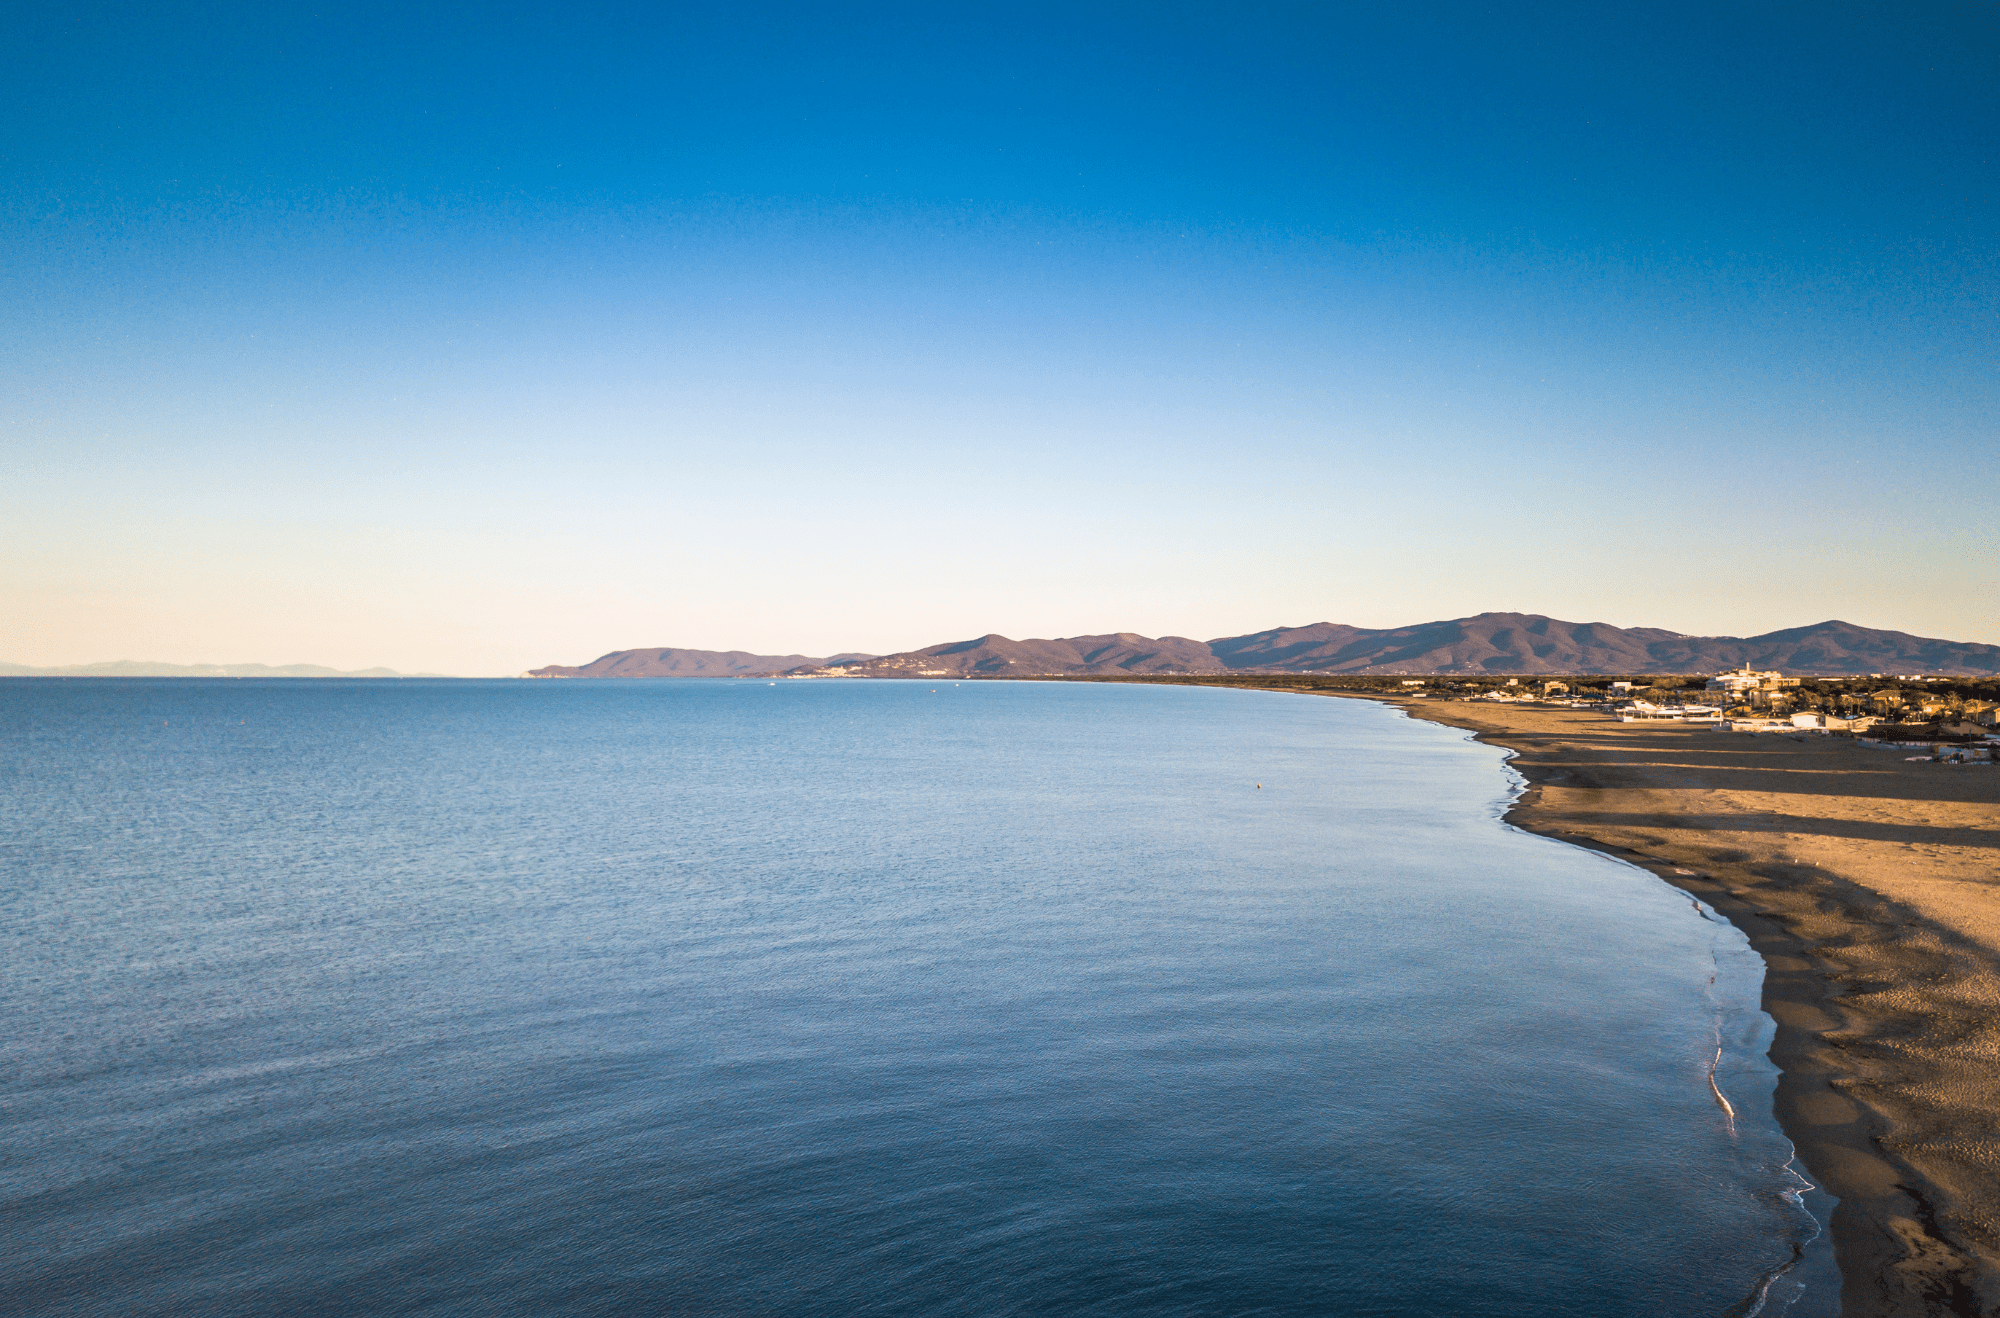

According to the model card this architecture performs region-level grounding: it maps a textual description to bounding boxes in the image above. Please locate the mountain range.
[526,614,2000,679]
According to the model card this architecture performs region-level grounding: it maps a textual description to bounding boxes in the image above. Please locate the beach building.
[1620,700,1724,723]
[1706,666,1805,710]
[1706,665,1799,699]
[1706,666,1767,696]
[1718,718,1794,733]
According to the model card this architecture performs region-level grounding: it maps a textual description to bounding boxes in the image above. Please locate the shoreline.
[1049,675,1998,1315]
[1346,693,2000,1317]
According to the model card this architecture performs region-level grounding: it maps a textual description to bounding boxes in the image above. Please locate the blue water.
[2,678,1831,1316]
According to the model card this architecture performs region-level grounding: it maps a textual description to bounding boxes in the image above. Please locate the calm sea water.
[3,678,1832,1316]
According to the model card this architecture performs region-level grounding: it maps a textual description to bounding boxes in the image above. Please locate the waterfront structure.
[1706,665,1800,697]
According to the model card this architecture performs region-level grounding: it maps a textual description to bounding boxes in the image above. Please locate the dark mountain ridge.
[527,615,2000,679]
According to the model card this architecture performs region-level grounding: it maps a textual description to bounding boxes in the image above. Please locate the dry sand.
[1366,697,2000,1317]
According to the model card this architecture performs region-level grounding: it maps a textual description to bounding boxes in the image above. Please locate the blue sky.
[5,1,1995,672]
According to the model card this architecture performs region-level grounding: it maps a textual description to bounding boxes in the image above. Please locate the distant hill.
[0,660,439,678]
[530,615,2000,678]
[525,648,878,679]
[830,632,1229,677]
[1191,615,2000,676]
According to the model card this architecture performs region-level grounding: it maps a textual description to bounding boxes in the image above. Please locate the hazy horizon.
[6,3,1994,674]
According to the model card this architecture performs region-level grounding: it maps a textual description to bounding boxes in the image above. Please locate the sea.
[2,677,1836,1316]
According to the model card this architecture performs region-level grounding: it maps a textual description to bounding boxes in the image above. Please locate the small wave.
[1699,967,1740,1138]
[1707,1041,1739,1138]
[1725,1148,1823,1317]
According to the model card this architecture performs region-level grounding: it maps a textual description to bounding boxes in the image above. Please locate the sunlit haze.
[6,3,1995,673]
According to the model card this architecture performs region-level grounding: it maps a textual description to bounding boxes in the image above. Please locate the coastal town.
[1420,666,2000,759]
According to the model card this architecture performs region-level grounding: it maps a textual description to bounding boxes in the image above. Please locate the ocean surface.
[2,678,1834,1316]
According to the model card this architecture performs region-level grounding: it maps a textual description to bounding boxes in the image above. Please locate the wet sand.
[1368,696,2000,1317]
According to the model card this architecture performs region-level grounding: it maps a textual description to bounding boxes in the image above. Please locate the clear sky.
[5,2,1995,673]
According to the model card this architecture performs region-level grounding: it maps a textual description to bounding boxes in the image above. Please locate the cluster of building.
[1442,665,2000,752]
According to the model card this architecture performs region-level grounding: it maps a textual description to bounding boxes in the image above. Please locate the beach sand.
[1373,697,2000,1317]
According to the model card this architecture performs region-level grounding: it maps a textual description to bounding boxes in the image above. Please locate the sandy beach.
[1367,696,2000,1316]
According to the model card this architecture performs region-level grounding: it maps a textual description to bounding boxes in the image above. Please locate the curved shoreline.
[1358,694,2000,1318]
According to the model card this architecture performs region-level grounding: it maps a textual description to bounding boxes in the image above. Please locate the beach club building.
[1706,665,1800,707]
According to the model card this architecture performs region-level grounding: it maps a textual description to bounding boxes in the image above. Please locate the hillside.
[831,633,1227,678]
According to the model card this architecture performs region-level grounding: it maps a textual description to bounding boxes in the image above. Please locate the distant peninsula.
[523,648,880,679]
[0,660,444,678]
[526,613,2000,679]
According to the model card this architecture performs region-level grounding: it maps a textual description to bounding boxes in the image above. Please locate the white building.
[1707,664,1798,698]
